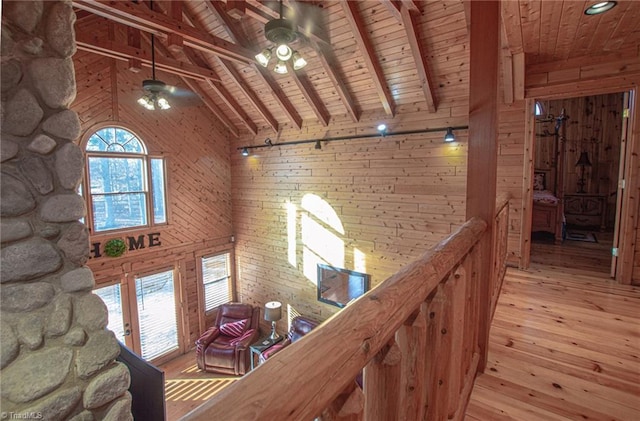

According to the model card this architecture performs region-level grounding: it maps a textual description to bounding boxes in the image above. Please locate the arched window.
[535,101,544,116]
[85,127,167,233]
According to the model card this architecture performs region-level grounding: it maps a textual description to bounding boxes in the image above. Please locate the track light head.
[241,147,249,156]
[444,127,455,142]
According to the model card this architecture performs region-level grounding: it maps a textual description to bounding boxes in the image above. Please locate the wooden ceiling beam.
[181,77,240,138]
[180,47,258,135]
[399,5,438,113]
[197,1,280,132]
[342,1,395,116]
[288,67,330,127]
[205,0,302,130]
[246,0,330,46]
[72,0,255,65]
[242,0,358,122]
[379,0,401,21]
[501,0,524,54]
[76,33,222,82]
[311,42,360,122]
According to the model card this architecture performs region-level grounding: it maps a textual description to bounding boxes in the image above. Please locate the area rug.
[566,230,597,243]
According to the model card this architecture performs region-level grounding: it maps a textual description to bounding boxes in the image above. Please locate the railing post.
[363,338,402,421]
[446,266,467,420]
[425,283,449,420]
[397,303,429,421]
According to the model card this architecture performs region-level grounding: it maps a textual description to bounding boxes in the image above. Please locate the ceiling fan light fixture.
[157,95,171,110]
[255,48,272,67]
[275,44,293,61]
[584,1,616,15]
[138,95,155,110]
[274,60,288,74]
[292,51,307,70]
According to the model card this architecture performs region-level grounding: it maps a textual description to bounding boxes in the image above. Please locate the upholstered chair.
[259,315,318,363]
[196,303,260,375]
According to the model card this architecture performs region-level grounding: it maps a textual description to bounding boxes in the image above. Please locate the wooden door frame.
[520,84,639,284]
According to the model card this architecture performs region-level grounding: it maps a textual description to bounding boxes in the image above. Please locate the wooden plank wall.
[72,45,234,348]
[231,111,469,325]
[505,49,640,281]
[535,94,623,227]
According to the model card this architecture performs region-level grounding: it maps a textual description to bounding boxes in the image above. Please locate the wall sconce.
[264,301,282,340]
[444,127,456,142]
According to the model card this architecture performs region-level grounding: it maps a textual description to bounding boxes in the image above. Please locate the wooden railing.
[183,204,510,421]
[491,193,510,319]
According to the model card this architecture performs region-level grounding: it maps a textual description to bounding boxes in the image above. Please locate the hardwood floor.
[465,264,640,420]
[159,352,238,421]
[160,232,638,421]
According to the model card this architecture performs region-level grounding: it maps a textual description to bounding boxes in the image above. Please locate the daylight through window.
[85,127,167,233]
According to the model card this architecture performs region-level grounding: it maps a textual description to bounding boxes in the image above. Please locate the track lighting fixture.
[444,127,456,142]
[239,125,468,156]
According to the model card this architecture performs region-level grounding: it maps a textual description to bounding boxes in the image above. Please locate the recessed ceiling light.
[584,1,617,15]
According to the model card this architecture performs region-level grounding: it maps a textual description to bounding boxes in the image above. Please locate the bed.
[532,170,564,243]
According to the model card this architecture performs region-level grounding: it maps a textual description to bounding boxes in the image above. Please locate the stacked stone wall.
[1,1,133,419]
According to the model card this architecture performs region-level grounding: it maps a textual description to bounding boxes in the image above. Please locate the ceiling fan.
[255,0,314,74]
[137,0,192,110]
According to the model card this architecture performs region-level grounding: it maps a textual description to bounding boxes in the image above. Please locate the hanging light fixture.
[137,0,170,111]
[255,0,307,73]
[444,127,456,142]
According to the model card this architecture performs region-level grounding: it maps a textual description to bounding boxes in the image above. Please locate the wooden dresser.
[563,194,606,230]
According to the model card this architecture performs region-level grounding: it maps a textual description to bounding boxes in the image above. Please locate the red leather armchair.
[196,303,260,376]
[259,316,318,362]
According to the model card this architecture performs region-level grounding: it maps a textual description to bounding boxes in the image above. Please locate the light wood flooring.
[465,266,640,420]
[160,353,238,421]
[161,232,639,421]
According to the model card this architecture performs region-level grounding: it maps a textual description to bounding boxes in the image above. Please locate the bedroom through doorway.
[529,92,628,275]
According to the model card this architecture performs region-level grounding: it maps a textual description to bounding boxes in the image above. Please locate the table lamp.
[264,301,282,340]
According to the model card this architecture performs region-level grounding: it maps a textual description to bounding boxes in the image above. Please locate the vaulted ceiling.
[73,1,640,138]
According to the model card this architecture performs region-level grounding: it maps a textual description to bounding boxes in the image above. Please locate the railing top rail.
[183,217,488,421]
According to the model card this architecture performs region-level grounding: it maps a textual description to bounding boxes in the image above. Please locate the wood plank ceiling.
[73,1,640,138]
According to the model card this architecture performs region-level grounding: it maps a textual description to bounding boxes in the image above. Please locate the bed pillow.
[219,318,248,338]
[533,172,546,191]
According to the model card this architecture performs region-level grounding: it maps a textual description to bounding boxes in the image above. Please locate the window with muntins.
[85,127,167,233]
[201,253,233,312]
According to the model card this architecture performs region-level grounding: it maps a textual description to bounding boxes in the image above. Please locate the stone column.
[1,1,133,419]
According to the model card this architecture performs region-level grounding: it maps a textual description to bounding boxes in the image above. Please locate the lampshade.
[264,301,282,322]
[575,151,592,167]
[274,60,288,74]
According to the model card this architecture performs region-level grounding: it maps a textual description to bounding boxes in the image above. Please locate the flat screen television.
[317,264,370,308]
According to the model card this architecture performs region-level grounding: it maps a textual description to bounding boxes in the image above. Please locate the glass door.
[94,267,183,362]
[133,270,180,360]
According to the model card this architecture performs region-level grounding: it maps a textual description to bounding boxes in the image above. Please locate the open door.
[610,92,631,278]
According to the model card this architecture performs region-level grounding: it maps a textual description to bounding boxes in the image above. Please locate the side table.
[249,336,283,370]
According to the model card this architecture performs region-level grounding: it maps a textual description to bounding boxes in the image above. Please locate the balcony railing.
[183,196,510,421]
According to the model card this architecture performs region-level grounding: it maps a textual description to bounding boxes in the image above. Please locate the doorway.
[523,90,637,282]
[94,266,184,363]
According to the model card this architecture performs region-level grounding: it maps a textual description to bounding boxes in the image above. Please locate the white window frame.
[198,250,235,315]
[83,126,167,234]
